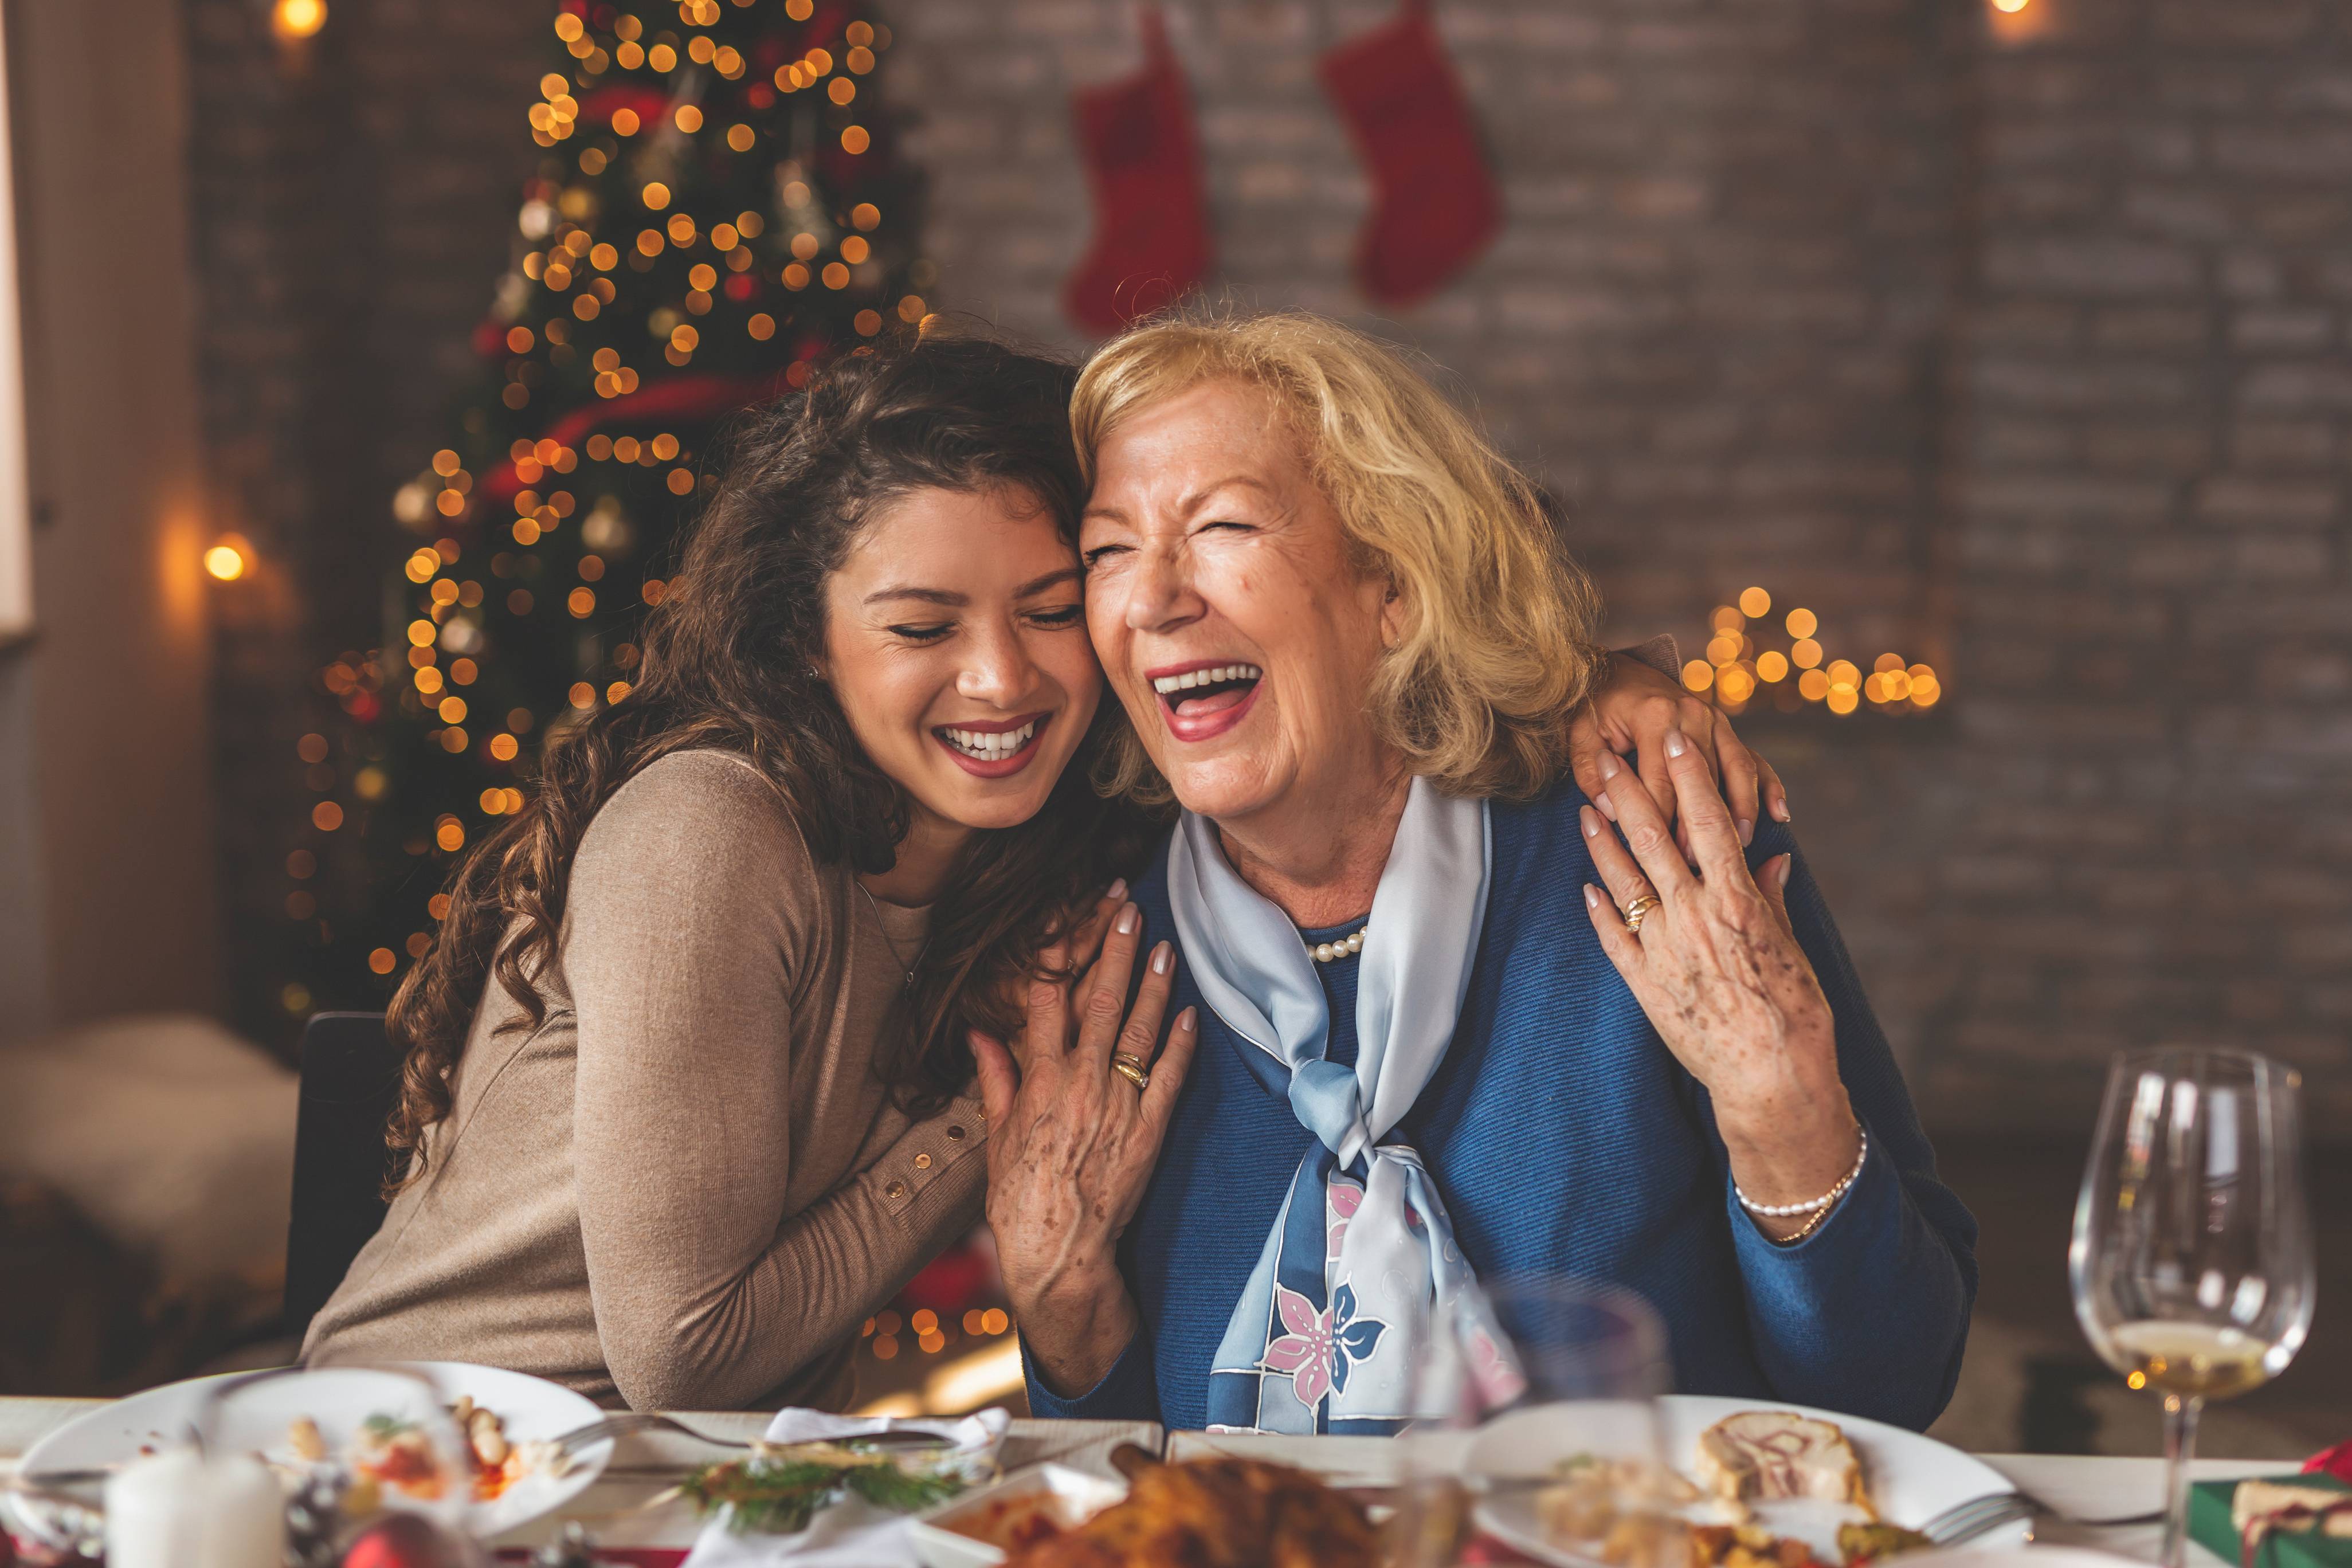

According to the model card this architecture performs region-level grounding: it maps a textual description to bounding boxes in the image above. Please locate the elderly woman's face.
[1081,379,1401,827]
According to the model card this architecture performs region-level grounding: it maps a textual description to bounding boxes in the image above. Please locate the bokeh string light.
[285,0,930,1017]
[1679,586,1946,719]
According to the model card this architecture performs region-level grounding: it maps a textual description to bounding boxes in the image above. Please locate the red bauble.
[339,1514,476,1568]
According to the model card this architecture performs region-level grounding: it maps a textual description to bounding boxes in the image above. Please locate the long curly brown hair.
[382,334,1163,1185]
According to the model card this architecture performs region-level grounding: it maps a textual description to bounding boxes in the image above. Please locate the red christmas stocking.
[1063,8,1213,335]
[1319,0,1501,308]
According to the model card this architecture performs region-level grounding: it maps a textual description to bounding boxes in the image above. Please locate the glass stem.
[2161,1391,2203,1568]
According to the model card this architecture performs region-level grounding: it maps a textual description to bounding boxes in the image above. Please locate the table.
[0,1395,2284,1561]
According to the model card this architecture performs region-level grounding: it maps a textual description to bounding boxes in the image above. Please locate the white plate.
[1471,1394,2031,1567]
[19,1361,613,1539]
[907,1463,1128,1568]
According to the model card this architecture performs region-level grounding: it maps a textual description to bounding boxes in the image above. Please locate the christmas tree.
[285,0,928,1016]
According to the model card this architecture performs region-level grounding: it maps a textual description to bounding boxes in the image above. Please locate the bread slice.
[1694,1411,1870,1515]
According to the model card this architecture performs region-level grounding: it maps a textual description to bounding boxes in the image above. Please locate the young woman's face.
[823,484,1101,835]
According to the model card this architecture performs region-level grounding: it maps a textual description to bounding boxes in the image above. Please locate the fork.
[15,1414,951,1488]
[549,1412,953,1463]
[1918,1489,2165,1547]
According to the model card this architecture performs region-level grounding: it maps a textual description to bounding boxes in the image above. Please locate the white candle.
[105,1445,286,1568]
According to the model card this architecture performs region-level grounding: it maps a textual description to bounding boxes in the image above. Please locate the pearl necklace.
[1309,927,1368,963]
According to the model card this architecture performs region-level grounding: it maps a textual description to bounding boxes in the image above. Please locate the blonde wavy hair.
[1072,311,1607,803]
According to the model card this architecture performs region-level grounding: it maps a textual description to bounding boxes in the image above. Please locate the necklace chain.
[855,880,930,990]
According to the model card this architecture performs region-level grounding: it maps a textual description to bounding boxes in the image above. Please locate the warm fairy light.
[1695,588,1946,716]
[203,536,252,581]
[1992,0,2029,10]
[272,0,327,41]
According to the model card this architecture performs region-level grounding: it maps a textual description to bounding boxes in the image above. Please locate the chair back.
[284,1011,402,1343]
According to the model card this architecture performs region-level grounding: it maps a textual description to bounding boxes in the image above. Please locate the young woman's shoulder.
[571,747,824,910]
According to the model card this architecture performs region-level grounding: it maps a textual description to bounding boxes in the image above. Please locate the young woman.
[303,332,1777,1411]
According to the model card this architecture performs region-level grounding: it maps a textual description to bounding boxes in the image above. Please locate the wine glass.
[1397,1277,1675,1567]
[2071,1047,2315,1568]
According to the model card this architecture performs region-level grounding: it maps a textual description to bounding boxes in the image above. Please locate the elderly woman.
[974,314,1975,1434]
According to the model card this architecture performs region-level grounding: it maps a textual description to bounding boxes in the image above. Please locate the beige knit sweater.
[301,750,987,1411]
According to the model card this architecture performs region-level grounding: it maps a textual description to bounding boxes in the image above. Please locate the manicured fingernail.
[1598,752,1620,780]
[1596,791,1618,822]
[1177,1006,1197,1030]
[1107,877,1128,900]
[1581,806,1600,838]
[1116,904,1139,934]
[1771,798,1791,823]
[1665,728,1687,759]
[1583,884,1601,911]
[1738,818,1754,847]
[1778,857,1793,888]
[1151,942,1171,974]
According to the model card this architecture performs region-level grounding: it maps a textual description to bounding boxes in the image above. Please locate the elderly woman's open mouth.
[931,710,1052,777]
[1148,659,1265,742]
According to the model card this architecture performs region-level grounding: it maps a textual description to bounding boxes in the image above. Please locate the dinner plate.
[906,1462,1129,1568]
[1470,1393,2031,1568]
[18,1360,614,1539]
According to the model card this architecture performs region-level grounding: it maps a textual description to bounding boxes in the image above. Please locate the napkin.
[679,1408,1009,1568]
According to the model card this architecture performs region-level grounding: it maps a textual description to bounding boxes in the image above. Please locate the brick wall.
[176,0,2350,1128]
[883,0,2351,1131]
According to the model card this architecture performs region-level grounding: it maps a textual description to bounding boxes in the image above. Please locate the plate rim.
[18,1358,614,1537]
[1469,1392,2029,1567]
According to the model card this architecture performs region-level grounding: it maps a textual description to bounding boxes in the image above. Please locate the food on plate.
[1694,1412,1872,1518]
[275,1395,570,1514]
[1538,1454,1703,1543]
[946,1489,1097,1552]
[681,1447,967,1534]
[1834,1522,1935,1564]
[1003,1452,1377,1568]
[1689,1523,1833,1568]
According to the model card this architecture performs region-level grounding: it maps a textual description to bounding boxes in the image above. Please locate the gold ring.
[1622,894,1663,934]
[1111,1053,1151,1092]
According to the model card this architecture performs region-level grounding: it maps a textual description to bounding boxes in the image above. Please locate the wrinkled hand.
[972,900,1198,1394]
[1578,732,1857,1235]
[1569,653,1788,852]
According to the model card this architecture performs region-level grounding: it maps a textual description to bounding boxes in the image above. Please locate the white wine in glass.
[2071,1048,2315,1568]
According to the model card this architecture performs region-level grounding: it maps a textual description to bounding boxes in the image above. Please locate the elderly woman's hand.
[971,901,1198,1394]
[1568,652,1789,851]
[1578,733,1859,1241]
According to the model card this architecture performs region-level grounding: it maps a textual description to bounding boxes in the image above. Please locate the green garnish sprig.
[680,1448,969,1535]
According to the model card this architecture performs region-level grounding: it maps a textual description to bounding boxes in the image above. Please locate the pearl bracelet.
[1735,1127,1868,1218]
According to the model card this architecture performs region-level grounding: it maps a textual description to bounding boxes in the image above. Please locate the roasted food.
[1002,1452,1378,1568]
[1835,1522,1934,1564]
[1694,1412,1871,1517]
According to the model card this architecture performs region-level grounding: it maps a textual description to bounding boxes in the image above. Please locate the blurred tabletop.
[0,1394,2287,1557]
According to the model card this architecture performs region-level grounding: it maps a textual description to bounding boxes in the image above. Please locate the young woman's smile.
[823,483,1101,840]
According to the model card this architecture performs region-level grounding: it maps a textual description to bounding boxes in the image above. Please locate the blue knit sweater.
[1025,779,1978,1432]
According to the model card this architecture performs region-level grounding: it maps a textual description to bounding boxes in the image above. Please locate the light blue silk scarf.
[1169,777,1523,1432]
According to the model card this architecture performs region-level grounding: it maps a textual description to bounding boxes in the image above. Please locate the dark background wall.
[178,0,2351,1138]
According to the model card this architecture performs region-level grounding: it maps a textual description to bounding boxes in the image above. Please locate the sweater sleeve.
[1021,1324,1164,1422]
[565,753,987,1411]
[1706,822,1979,1432]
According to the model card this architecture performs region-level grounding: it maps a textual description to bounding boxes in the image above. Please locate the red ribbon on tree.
[1318,0,1501,308]
[475,372,789,507]
[1062,7,1212,335]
